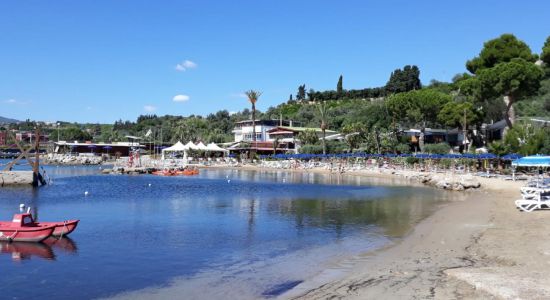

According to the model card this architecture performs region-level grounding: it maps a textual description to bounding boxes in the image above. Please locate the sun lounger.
[515,199,548,212]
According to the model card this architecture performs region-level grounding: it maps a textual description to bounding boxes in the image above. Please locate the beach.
[281,172,549,299]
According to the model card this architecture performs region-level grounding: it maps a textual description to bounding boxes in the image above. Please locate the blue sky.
[1,0,549,124]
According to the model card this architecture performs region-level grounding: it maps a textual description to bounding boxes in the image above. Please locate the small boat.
[0,213,56,242]
[176,169,199,176]
[152,170,176,176]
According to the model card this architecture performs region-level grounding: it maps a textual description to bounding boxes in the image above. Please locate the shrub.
[299,144,324,154]
[423,142,451,154]
[396,143,411,154]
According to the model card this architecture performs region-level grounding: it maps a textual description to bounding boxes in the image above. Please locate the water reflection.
[0,237,77,262]
[1,242,54,261]
[44,237,78,254]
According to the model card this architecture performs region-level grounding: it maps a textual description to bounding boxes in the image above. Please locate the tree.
[60,127,92,142]
[342,123,366,152]
[466,34,538,74]
[437,101,483,129]
[465,34,543,129]
[272,136,281,154]
[542,36,550,65]
[477,58,543,128]
[244,90,262,142]
[337,75,343,94]
[297,84,306,101]
[386,89,452,127]
[317,101,328,154]
[297,129,319,145]
[385,65,421,94]
[307,89,316,101]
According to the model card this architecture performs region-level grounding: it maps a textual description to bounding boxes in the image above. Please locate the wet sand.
[281,175,549,299]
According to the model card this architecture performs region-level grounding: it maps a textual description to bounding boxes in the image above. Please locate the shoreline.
[107,164,539,299]
[209,165,529,299]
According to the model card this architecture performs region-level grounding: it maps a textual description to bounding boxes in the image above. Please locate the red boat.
[152,170,176,176]
[0,213,79,242]
[0,213,56,242]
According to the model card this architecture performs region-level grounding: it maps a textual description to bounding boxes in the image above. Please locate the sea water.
[0,162,452,299]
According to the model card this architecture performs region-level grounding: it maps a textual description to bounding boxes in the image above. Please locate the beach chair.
[515,198,550,212]
[515,188,550,212]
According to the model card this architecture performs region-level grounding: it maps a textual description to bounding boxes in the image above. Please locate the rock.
[0,171,34,185]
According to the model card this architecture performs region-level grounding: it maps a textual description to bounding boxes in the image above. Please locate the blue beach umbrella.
[502,153,523,160]
[512,155,550,167]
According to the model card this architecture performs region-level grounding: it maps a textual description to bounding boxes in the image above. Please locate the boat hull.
[0,225,56,243]
[43,220,79,237]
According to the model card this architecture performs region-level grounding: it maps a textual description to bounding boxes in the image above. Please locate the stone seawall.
[0,171,34,186]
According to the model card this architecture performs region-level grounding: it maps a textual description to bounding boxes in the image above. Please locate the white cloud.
[85,106,92,110]
[172,94,190,102]
[5,99,17,104]
[144,105,157,112]
[175,60,197,71]
[230,93,247,99]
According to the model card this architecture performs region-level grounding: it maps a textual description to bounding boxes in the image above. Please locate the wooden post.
[32,127,40,187]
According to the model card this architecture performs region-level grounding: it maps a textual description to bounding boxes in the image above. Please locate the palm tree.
[317,101,328,154]
[244,90,262,143]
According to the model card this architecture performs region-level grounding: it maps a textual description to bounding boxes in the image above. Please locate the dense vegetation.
[4,34,550,155]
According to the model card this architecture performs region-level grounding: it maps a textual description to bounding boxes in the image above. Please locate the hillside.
[0,116,20,124]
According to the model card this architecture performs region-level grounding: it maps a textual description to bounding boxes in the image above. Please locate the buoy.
[227,180,231,183]
[84,191,89,196]
[19,204,25,213]
[226,175,229,179]
[283,178,286,183]
[148,183,152,187]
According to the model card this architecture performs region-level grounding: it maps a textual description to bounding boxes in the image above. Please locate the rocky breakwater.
[0,171,34,186]
[402,172,481,191]
[42,154,103,165]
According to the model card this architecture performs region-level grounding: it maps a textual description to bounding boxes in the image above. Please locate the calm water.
[0,161,454,299]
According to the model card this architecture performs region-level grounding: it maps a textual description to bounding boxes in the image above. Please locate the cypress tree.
[337,75,343,94]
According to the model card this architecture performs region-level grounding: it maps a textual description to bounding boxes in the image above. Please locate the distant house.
[0,131,6,146]
[228,125,337,155]
[15,131,49,144]
[232,119,295,142]
[485,120,507,142]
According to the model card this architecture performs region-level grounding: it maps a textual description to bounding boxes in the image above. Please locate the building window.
[243,133,263,141]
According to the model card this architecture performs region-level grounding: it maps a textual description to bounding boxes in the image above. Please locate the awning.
[512,155,550,167]
[206,143,229,152]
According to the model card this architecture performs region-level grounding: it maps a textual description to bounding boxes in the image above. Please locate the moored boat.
[0,214,56,242]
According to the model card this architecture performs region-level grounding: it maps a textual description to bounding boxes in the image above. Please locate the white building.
[232,120,294,142]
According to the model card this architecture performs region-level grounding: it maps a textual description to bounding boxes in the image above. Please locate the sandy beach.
[277,171,549,299]
[111,166,547,299]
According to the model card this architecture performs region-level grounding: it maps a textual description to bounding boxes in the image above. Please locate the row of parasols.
[260,153,550,167]
[260,152,523,160]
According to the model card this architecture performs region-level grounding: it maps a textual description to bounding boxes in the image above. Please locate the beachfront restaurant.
[54,141,145,157]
